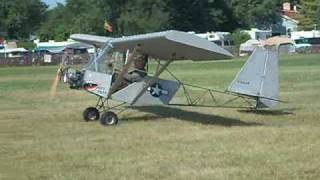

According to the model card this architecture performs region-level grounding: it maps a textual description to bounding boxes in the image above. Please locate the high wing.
[70,30,233,61]
[70,34,113,47]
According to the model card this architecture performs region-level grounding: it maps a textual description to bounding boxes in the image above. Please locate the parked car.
[294,38,312,53]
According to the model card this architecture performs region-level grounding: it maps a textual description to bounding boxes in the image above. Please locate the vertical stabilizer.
[228,46,279,108]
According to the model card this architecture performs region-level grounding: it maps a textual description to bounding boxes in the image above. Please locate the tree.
[39,0,107,41]
[39,0,168,38]
[165,0,237,32]
[229,0,283,30]
[117,0,168,35]
[38,3,69,41]
[37,0,285,40]
[231,29,251,48]
[297,0,320,30]
[65,0,106,35]
[0,0,47,39]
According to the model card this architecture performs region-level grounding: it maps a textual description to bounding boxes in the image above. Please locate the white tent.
[239,39,264,56]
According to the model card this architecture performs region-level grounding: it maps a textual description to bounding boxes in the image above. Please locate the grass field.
[0,54,320,180]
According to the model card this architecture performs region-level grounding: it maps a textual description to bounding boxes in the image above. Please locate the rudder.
[228,46,279,108]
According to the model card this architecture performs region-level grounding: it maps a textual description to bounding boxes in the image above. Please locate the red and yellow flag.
[104,20,113,32]
[0,37,4,45]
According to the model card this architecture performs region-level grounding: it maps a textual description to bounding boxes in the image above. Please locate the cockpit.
[63,43,150,95]
[85,44,148,83]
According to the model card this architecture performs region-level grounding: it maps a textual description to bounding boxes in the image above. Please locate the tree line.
[0,0,319,41]
[297,0,320,30]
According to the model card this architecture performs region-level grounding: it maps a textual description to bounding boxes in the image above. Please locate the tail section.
[228,46,279,108]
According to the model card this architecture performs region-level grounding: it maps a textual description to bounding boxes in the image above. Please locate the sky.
[42,0,66,8]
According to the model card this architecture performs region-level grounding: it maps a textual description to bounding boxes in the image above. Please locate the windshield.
[84,43,125,74]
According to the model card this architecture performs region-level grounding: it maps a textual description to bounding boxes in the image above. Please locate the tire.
[100,111,119,126]
[83,107,100,121]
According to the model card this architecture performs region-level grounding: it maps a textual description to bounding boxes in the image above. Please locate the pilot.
[123,53,148,83]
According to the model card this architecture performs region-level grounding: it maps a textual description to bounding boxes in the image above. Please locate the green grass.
[1,54,320,180]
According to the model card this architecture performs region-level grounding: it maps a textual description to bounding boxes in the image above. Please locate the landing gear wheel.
[83,107,100,121]
[100,111,119,126]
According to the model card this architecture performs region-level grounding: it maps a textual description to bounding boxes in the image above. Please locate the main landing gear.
[100,111,118,126]
[82,97,124,126]
[83,107,100,121]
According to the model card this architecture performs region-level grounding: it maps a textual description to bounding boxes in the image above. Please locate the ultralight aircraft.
[51,30,282,126]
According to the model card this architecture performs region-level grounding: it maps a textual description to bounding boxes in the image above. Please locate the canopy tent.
[263,36,294,46]
[0,48,28,54]
[34,42,93,54]
[240,39,264,53]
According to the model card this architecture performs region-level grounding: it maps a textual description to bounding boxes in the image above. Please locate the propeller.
[50,52,68,99]
[50,63,64,99]
[50,51,86,99]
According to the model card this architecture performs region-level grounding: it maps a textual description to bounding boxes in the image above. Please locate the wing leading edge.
[70,34,113,47]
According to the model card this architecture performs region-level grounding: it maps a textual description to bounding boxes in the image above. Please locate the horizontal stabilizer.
[228,46,279,108]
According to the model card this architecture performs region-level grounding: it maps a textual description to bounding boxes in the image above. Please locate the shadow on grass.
[127,106,261,127]
[238,109,296,116]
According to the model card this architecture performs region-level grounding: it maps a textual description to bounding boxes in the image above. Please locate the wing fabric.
[71,30,233,61]
[110,30,233,60]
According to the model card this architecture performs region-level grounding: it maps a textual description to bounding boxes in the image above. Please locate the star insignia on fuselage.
[147,83,169,98]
